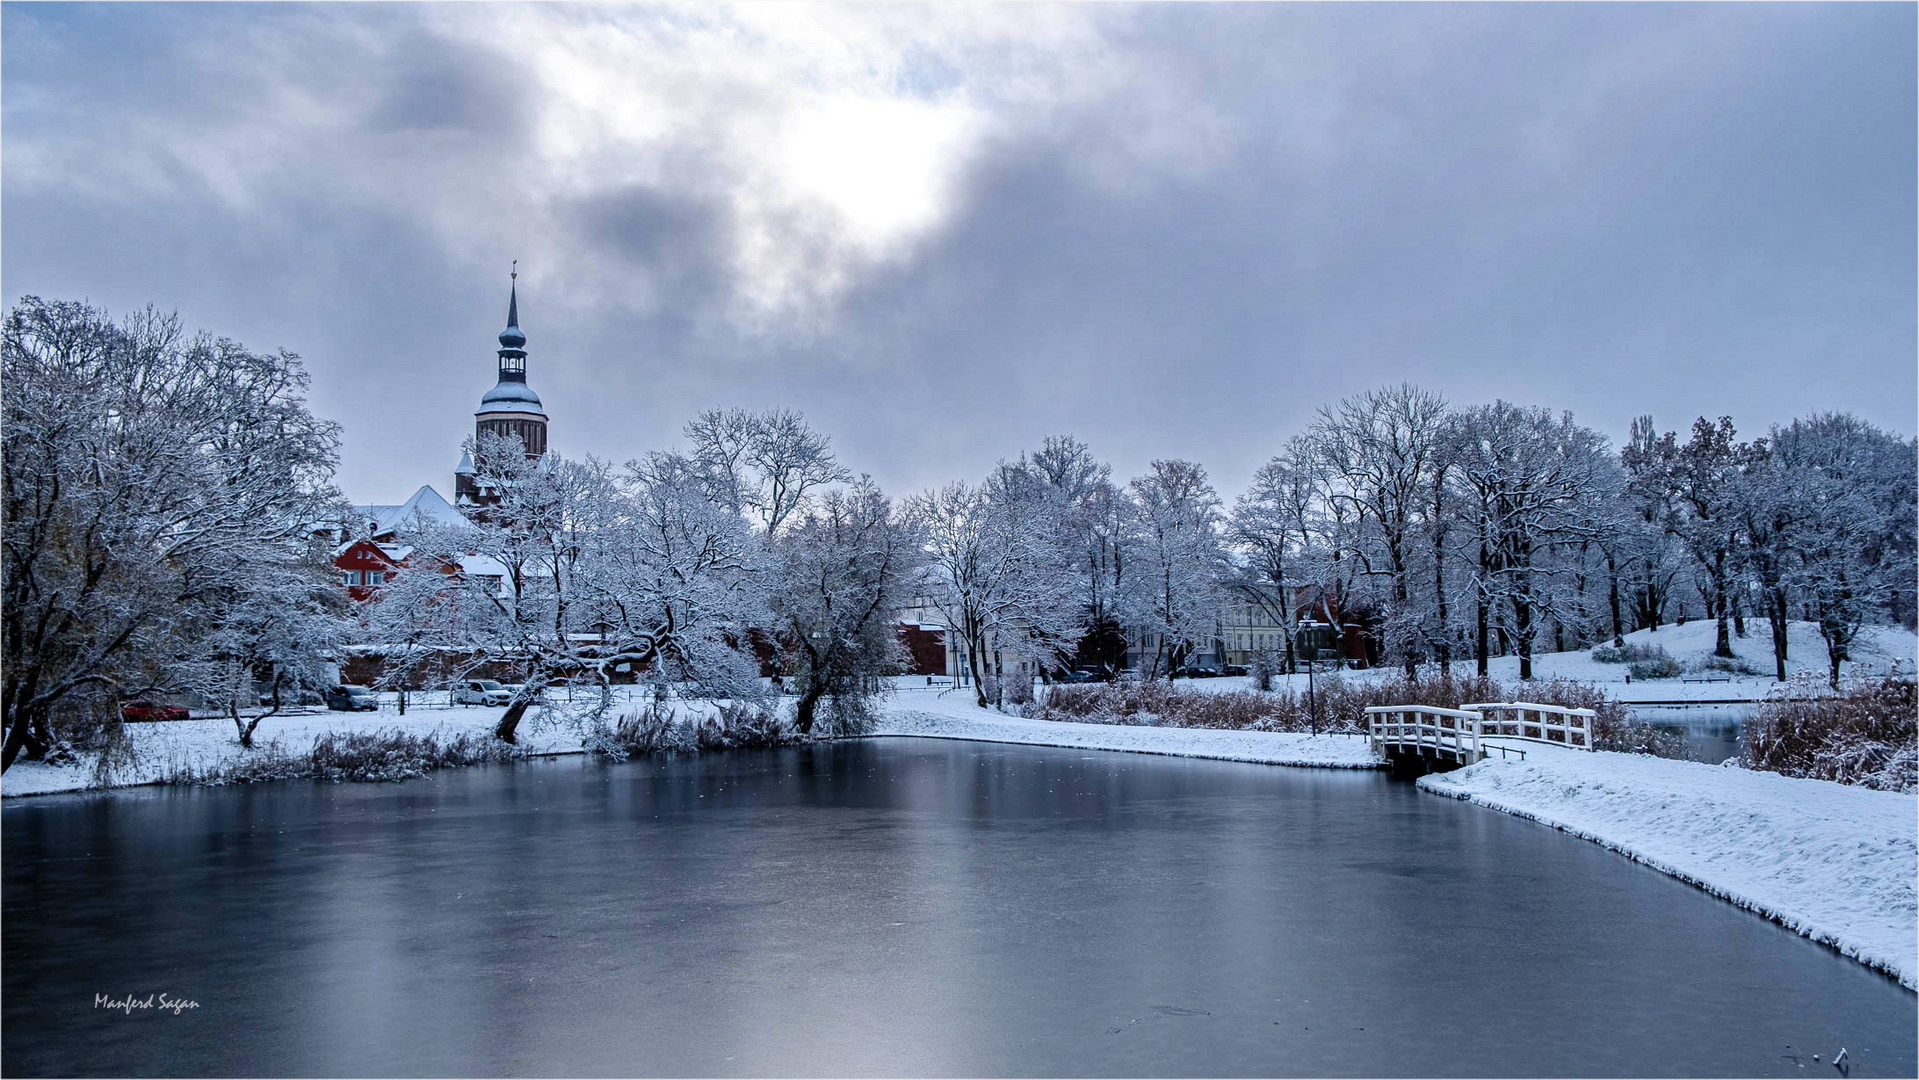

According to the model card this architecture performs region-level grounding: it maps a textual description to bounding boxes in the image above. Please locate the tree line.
[5,298,1913,769]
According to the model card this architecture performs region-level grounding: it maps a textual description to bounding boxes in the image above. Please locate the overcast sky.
[5,2,1913,505]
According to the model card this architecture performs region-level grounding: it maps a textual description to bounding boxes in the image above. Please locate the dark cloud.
[4,2,1912,505]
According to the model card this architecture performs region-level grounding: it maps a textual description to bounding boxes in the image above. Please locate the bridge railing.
[1362,705,1486,763]
[1462,701,1599,751]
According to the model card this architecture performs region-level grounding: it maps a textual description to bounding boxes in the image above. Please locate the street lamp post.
[1295,617,1326,736]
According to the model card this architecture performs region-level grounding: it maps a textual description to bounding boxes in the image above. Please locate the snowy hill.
[1166,620,1917,703]
[1473,619,1916,700]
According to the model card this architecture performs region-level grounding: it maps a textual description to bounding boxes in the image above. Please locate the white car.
[453,679,512,707]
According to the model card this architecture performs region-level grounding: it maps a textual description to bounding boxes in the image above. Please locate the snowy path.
[1421,746,1918,989]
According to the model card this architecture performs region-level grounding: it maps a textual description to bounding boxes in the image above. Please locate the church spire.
[497,261,527,360]
[506,260,519,332]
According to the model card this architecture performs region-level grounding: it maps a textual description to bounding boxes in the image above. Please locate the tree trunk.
[794,683,826,735]
[1767,590,1789,682]
[968,630,990,708]
[495,697,534,743]
[1475,595,1489,678]
[1606,554,1625,647]
[2,706,47,772]
[1513,594,1534,681]
[1713,553,1734,659]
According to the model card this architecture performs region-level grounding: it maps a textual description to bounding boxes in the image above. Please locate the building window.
[342,570,357,587]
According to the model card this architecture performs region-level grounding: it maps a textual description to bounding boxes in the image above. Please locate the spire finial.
[511,259,518,283]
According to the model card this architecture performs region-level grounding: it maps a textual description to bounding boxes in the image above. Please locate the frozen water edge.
[1420,745,1918,990]
[875,692,1915,990]
[8,687,1911,994]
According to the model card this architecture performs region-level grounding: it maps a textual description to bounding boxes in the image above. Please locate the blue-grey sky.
[5,3,1914,504]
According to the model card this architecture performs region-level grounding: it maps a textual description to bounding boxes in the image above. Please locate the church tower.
[455,266,549,509]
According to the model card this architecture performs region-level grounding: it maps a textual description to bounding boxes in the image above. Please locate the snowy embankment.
[1421,746,1918,988]
[0,698,592,799]
[870,686,1381,768]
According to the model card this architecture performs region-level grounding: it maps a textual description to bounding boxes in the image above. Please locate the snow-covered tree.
[376,441,767,742]
[1453,403,1616,680]
[1306,384,1450,676]
[1770,414,1918,687]
[2,297,344,769]
[1230,443,1320,673]
[909,477,1082,706]
[768,478,923,733]
[1129,459,1226,680]
[1626,417,1747,658]
[182,554,345,747]
[685,407,851,538]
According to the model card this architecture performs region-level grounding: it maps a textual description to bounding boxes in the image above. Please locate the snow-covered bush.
[1589,715,1692,759]
[593,703,796,759]
[1002,676,1035,708]
[164,730,522,786]
[1696,654,1760,676]
[1588,638,1694,678]
[1747,676,1916,791]
[1592,642,1672,666]
[1248,652,1275,692]
[693,703,795,750]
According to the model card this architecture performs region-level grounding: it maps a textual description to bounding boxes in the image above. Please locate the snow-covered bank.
[0,703,591,799]
[1420,747,1918,989]
[870,689,1381,768]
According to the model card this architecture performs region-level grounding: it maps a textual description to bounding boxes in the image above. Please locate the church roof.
[477,379,546,417]
[351,484,469,540]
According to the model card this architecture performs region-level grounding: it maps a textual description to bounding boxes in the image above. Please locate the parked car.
[1117,668,1143,683]
[119,699,190,723]
[1223,665,1249,677]
[325,685,380,712]
[496,683,541,702]
[1055,669,1100,684]
[454,679,512,707]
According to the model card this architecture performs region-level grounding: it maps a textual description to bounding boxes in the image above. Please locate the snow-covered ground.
[1421,744,1917,988]
[0,695,597,798]
[1160,619,1917,704]
[871,684,1380,768]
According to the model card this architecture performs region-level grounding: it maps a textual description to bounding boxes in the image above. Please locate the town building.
[335,272,550,590]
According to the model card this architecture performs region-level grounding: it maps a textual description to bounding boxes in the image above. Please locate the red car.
[120,700,190,723]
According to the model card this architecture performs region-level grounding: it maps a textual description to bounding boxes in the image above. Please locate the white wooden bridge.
[1363,701,1599,771]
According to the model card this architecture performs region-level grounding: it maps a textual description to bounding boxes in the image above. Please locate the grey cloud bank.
[4,2,1912,504]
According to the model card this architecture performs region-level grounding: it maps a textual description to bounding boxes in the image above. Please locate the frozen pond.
[4,740,1913,1077]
